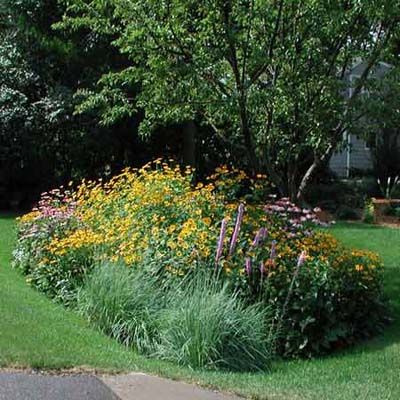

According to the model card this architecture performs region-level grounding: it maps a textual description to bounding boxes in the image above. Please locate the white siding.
[329,149,347,177]
[329,134,373,177]
[349,135,373,171]
[328,61,391,176]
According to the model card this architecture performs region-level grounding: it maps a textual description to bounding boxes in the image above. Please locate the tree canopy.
[1,0,399,206]
[59,0,400,199]
[0,0,154,207]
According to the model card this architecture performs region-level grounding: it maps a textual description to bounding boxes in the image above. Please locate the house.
[329,60,392,178]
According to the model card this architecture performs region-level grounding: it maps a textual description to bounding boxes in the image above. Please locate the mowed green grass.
[0,216,399,399]
[0,214,140,370]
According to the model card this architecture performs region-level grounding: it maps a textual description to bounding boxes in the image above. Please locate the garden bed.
[12,162,390,369]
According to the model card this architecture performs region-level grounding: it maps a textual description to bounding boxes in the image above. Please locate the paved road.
[0,372,240,400]
[0,372,119,400]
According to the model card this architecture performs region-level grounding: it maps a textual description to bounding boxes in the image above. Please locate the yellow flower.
[202,217,212,226]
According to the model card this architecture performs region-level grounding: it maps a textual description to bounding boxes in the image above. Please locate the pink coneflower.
[229,203,245,256]
[215,218,228,266]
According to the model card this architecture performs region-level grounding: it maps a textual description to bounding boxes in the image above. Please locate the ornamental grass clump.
[156,272,274,371]
[77,262,164,353]
[78,264,274,371]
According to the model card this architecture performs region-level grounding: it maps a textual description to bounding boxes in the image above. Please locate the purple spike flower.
[251,227,268,248]
[297,250,307,267]
[260,260,265,276]
[215,218,228,266]
[229,203,245,256]
[252,229,261,247]
[245,257,252,275]
[270,240,277,260]
[260,227,268,241]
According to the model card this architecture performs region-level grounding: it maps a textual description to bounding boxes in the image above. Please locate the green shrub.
[156,272,274,371]
[336,206,359,220]
[390,184,400,199]
[265,251,388,357]
[306,177,379,212]
[363,199,375,224]
[383,205,400,218]
[12,192,89,305]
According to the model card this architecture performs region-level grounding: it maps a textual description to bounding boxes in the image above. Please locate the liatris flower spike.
[259,260,265,276]
[215,218,228,266]
[245,257,252,275]
[252,227,267,248]
[260,227,268,241]
[229,203,245,256]
[297,250,307,267]
[252,229,261,247]
[270,240,277,260]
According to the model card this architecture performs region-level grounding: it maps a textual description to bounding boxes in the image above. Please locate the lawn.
[0,214,140,370]
[1,215,399,399]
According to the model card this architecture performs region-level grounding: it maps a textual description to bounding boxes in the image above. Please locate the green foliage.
[383,204,400,218]
[0,1,78,196]
[363,199,375,224]
[378,175,400,199]
[266,251,388,357]
[11,189,93,305]
[306,177,379,213]
[59,0,400,199]
[336,206,359,221]
[353,68,400,191]
[0,0,148,208]
[391,183,400,199]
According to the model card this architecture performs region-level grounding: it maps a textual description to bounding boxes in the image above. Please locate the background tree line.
[1,0,399,208]
[0,0,201,209]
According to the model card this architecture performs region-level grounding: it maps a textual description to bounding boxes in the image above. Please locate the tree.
[0,0,149,207]
[59,0,399,200]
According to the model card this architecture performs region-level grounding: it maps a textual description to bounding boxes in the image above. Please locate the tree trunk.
[182,121,196,167]
[286,157,299,201]
[296,160,319,203]
[238,97,259,174]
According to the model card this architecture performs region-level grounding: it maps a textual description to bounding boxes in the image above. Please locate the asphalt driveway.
[0,371,240,400]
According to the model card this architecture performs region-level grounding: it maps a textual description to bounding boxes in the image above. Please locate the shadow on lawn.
[0,212,20,220]
[330,221,395,230]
